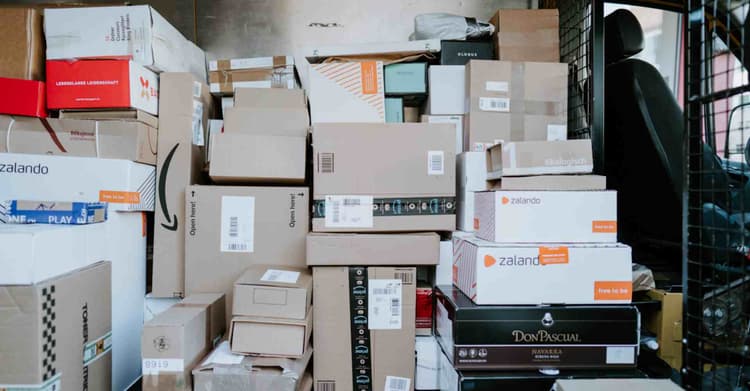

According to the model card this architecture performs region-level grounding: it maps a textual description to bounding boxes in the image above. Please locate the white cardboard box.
[416,335,441,390]
[44,5,207,80]
[308,61,385,123]
[423,115,463,153]
[0,153,155,212]
[474,190,617,243]
[436,239,453,286]
[486,139,593,179]
[457,152,487,232]
[453,236,632,305]
[427,65,465,115]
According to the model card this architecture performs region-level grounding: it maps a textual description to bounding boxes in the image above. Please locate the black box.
[435,286,640,370]
[440,40,494,65]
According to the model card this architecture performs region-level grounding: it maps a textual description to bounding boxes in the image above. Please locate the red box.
[416,286,433,334]
[0,77,46,118]
[46,60,159,115]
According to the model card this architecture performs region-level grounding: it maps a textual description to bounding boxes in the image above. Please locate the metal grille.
[686,0,750,389]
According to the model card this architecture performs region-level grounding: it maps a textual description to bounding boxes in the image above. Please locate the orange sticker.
[99,190,141,204]
[360,61,379,95]
[592,220,617,233]
[539,246,569,265]
[594,281,632,300]
[473,218,480,230]
[501,196,510,205]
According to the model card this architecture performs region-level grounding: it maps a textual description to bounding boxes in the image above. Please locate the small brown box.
[229,310,313,358]
[233,265,312,319]
[490,9,560,63]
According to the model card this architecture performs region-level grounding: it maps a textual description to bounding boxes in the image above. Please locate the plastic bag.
[411,13,495,41]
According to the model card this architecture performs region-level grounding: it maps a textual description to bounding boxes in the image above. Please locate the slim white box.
[457,152,487,232]
[427,65,465,115]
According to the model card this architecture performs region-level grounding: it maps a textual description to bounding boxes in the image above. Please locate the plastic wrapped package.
[412,13,495,40]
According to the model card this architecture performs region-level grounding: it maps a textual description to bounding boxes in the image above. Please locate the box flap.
[235,265,312,289]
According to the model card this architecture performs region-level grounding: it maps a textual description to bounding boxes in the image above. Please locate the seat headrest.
[605,9,644,64]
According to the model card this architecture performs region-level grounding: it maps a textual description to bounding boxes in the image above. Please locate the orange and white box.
[308,61,384,123]
[474,190,618,243]
[46,59,159,115]
[0,152,154,212]
[453,235,632,305]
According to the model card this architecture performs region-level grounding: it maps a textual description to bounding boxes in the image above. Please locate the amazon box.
[184,185,308,321]
[0,262,112,391]
[485,140,593,178]
[491,9,559,62]
[152,73,211,298]
[453,236,632,305]
[313,266,416,391]
[233,265,312,319]
[464,60,567,151]
[306,232,439,266]
[0,7,43,80]
[229,310,312,357]
[312,123,455,232]
[177,293,227,349]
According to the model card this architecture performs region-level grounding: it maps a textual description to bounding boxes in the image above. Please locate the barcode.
[394,272,414,285]
[489,100,508,109]
[229,216,239,237]
[331,201,341,223]
[480,97,510,112]
[428,151,444,175]
[192,81,202,97]
[386,377,410,391]
[431,154,442,171]
[391,298,401,316]
[372,288,396,296]
[319,153,334,173]
[343,198,360,206]
[316,381,335,391]
[226,243,247,251]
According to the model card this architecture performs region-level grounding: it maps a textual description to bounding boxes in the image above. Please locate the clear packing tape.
[411,13,495,41]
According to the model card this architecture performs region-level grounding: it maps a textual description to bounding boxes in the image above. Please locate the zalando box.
[474,190,617,243]
[309,61,385,123]
[453,236,632,305]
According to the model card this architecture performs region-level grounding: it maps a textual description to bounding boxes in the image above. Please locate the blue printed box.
[0,200,108,224]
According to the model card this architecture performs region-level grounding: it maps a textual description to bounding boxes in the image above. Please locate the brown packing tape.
[216,59,231,71]
[510,62,525,141]
[273,56,287,68]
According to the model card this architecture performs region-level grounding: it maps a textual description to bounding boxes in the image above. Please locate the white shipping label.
[428,151,445,175]
[193,81,202,98]
[606,347,635,364]
[324,195,373,228]
[384,376,411,391]
[485,81,509,92]
[220,196,255,253]
[368,279,402,330]
[547,124,568,141]
[192,100,205,146]
[142,358,185,374]
[479,97,510,112]
[261,269,300,284]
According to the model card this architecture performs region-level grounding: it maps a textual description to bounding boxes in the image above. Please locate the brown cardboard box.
[306,233,440,266]
[492,175,607,190]
[223,107,309,136]
[141,306,208,391]
[0,261,111,390]
[312,123,456,232]
[234,88,306,109]
[152,73,212,298]
[485,140,593,179]
[177,293,227,348]
[0,7,43,80]
[0,115,157,165]
[185,185,309,321]
[645,289,683,370]
[314,266,416,391]
[229,310,313,357]
[233,265,312,319]
[208,132,306,184]
[490,9,560,62]
[464,60,567,151]
[59,109,159,129]
[554,379,683,391]
[193,340,312,391]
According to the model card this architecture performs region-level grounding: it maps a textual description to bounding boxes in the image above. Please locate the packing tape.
[5,117,15,152]
[510,62,525,141]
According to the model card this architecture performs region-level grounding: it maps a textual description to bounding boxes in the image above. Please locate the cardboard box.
[144,295,181,322]
[0,152,155,212]
[0,115,158,165]
[385,62,427,95]
[0,7,43,80]
[554,379,683,391]
[210,56,294,72]
[436,239,453,286]
[209,132,306,184]
[440,40,494,66]
[314,266,416,391]
[45,5,206,79]
[193,341,312,391]
[385,97,404,123]
[0,262,111,391]
[177,293,227,349]
[404,106,420,123]
[1,200,107,224]
[223,107,309,136]
[453,236,632,305]
[312,123,456,232]
[209,56,295,94]
[415,336,440,390]
[305,39,440,59]
[229,310,313,357]
[233,265,312,319]
[309,61,385,123]
[0,77,45,117]
[416,286,433,334]
[493,175,607,190]
[152,73,211,298]
[456,152,487,232]
[184,185,309,320]
[427,65,465,115]
[46,60,159,115]
[233,87,305,109]
[59,109,158,129]
[644,289,683,370]
[141,306,208,391]
[422,115,463,153]
[474,190,617,243]
[464,60,567,151]
[490,9,560,62]
[306,232,439,266]
[485,140,592,179]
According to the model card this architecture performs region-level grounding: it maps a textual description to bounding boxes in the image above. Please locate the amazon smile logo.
[158,143,179,231]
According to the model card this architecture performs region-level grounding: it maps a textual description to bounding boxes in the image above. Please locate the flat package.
[58,109,158,128]
[456,152,487,232]
[314,266,416,391]
[493,175,607,191]
[0,77,46,117]
[0,7,43,80]
[312,123,456,232]
[384,62,427,95]
[422,115,463,153]
[474,190,617,243]
[490,9,560,62]
[0,262,112,391]
[440,40,494,65]
[44,5,207,79]
[554,379,683,391]
[308,61,385,123]
[435,286,639,370]
[485,140,593,178]
[229,310,312,357]
[0,200,107,225]
[233,265,312,319]
[306,232,439,266]
[452,236,632,305]
[208,55,296,94]
[427,65,465,115]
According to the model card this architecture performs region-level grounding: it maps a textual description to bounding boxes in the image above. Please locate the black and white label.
[261,269,300,284]
[479,97,510,112]
[324,195,373,228]
[368,279,402,330]
[384,376,411,391]
[319,153,335,173]
[220,196,254,253]
[193,81,202,98]
[427,151,444,176]
[192,100,205,146]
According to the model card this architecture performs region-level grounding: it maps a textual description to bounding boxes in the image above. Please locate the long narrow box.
[313,123,456,232]
[474,190,617,243]
[233,265,312,319]
[494,175,607,191]
[1,200,107,225]
[435,286,639,370]
[453,236,632,305]
[309,61,385,123]
[306,232,439,266]
[554,379,683,390]
[485,140,593,178]
[209,56,296,94]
